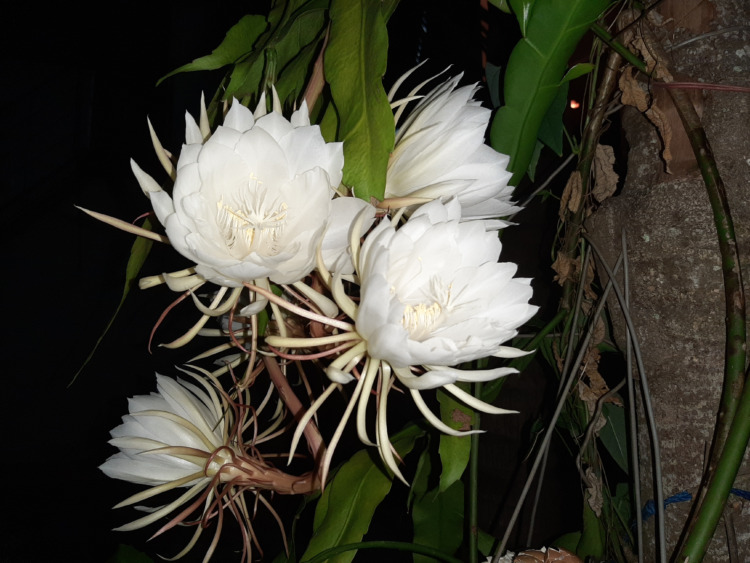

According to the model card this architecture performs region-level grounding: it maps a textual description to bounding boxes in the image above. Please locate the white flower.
[132,96,345,287]
[100,373,231,488]
[385,71,520,223]
[101,372,317,558]
[356,198,537,387]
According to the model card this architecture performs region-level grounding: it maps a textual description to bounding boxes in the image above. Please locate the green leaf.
[553,531,582,553]
[324,0,394,202]
[412,481,464,563]
[577,498,605,560]
[265,7,327,102]
[509,0,536,36]
[158,15,268,85]
[106,544,154,563]
[526,139,544,181]
[225,3,327,102]
[476,528,499,556]
[302,424,423,563]
[599,402,629,474]
[72,220,153,384]
[381,0,401,21]
[485,63,503,109]
[436,388,474,492]
[488,0,512,14]
[408,438,432,509]
[562,62,595,83]
[537,82,568,156]
[490,0,610,184]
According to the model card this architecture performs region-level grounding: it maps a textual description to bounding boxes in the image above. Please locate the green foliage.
[324,0,394,202]
[409,442,464,563]
[436,388,474,492]
[412,481,464,563]
[157,15,268,84]
[536,82,569,157]
[599,402,629,474]
[72,220,154,384]
[490,0,610,184]
[301,424,423,563]
[106,544,154,563]
[577,499,606,560]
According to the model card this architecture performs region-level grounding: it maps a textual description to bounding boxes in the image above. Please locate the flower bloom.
[356,198,537,387]
[385,71,520,223]
[101,373,316,560]
[100,373,232,490]
[132,96,345,287]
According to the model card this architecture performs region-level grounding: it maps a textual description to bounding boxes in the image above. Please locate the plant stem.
[469,382,482,563]
[560,48,623,310]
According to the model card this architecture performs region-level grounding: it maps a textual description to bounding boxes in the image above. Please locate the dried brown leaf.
[551,252,575,286]
[585,468,604,517]
[592,144,619,203]
[559,171,582,221]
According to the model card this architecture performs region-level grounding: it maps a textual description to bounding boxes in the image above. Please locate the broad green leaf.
[158,15,268,85]
[72,220,153,384]
[509,0,536,35]
[412,481,464,563]
[599,402,629,473]
[437,388,474,492]
[490,0,610,184]
[302,424,423,563]
[537,82,568,156]
[325,0,394,202]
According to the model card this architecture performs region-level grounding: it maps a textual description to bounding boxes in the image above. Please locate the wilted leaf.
[559,170,582,220]
[584,468,603,517]
[592,144,619,202]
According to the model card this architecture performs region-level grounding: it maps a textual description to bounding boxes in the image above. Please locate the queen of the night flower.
[385,68,520,224]
[265,199,537,483]
[101,373,317,561]
[130,94,358,287]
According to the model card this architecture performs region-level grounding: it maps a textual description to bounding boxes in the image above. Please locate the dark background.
[3,2,580,561]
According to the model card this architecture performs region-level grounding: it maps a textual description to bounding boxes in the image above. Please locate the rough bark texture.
[586,1,750,560]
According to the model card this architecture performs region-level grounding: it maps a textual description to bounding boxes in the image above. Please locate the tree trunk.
[586,1,750,560]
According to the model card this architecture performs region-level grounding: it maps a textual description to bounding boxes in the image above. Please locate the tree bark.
[586,1,750,560]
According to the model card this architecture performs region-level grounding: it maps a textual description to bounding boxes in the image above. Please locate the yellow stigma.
[401,302,443,340]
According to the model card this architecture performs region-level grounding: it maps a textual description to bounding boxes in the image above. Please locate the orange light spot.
[570,100,580,109]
